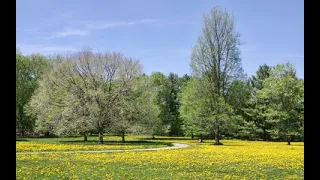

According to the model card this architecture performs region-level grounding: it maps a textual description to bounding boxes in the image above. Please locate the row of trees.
[16,49,186,142]
[180,63,304,145]
[16,7,303,145]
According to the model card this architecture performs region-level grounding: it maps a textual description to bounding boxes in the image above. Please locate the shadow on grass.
[16,139,28,141]
[219,144,245,146]
[194,142,245,146]
[57,140,172,146]
[139,137,192,141]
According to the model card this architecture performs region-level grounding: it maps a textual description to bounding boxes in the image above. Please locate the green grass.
[17,135,155,143]
[16,135,172,152]
[16,135,304,179]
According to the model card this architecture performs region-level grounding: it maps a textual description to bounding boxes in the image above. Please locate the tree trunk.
[98,129,103,144]
[90,132,93,136]
[84,133,88,142]
[263,129,267,141]
[214,125,223,145]
[21,129,25,138]
[287,135,292,145]
[198,134,203,143]
[152,135,155,139]
[191,132,194,140]
[121,131,125,143]
[214,130,219,144]
[19,106,24,137]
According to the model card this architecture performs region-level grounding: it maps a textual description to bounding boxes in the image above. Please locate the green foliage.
[19,49,304,144]
[150,72,183,136]
[243,64,272,140]
[150,72,171,135]
[243,101,273,140]
[226,80,252,114]
[16,52,50,136]
[166,73,183,136]
[109,75,160,138]
[250,64,271,91]
[179,78,211,137]
[258,62,304,141]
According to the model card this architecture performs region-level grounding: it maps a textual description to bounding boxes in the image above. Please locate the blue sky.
[16,0,304,78]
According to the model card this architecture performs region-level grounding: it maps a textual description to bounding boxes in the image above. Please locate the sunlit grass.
[16,135,304,179]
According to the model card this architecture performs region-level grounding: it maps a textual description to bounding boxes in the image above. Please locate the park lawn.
[16,135,171,152]
[16,136,304,179]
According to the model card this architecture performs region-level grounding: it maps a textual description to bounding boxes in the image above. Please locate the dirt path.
[16,143,190,155]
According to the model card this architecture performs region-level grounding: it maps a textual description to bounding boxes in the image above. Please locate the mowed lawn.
[16,136,304,180]
[16,135,170,152]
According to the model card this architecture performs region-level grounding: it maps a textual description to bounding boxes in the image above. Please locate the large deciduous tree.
[190,7,244,145]
[29,50,142,143]
[109,75,160,142]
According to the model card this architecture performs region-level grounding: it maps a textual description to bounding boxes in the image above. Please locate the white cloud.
[165,20,195,25]
[45,19,159,39]
[87,18,160,30]
[23,28,39,33]
[16,28,39,33]
[57,28,89,37]
[16,43,77,55]
[47,28,89,39]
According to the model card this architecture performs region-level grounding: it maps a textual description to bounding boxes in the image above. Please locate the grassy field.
[16,135,304,179]
[16,135,170,152]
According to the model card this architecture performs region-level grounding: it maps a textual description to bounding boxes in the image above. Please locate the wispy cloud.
[86,18,194,30]
[16,28,39,33]
[44,18,160,39]
[40,18,191,40]
[47,28,90,39]
[87,18,160,30]
[165,20,196,25]
[16,43,77,55]
[23,28,39,33]
[56,28,89,37]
